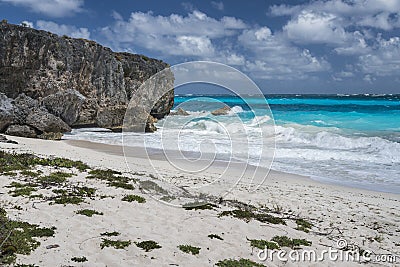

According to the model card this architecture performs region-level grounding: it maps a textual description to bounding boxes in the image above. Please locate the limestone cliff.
[0,21,174,137]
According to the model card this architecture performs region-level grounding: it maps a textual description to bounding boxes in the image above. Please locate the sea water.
[65,94,400,194]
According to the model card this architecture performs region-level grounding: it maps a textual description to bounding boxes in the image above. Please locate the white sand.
[0,135,399,266]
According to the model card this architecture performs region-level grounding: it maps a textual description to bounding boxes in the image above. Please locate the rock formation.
[211,106,231,115]
[0,22,174,138]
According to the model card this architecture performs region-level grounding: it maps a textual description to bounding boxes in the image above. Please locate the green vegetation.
[0,207,56,265]
[208,234,223,240]
[37,172,73,187]
[0,151,88,174]
[135,240,161,252]
[248,239,279,250]
[216,258,265,267]
[20,170,41,177]
[87,169,135,190]
[122,195,146,203]
[219,209,286,225]
[100,239,131,249]
[271,236,312,248]
[295,218,313,233]
[76,209,103,217]
[183,202,216,210]
[53,195,83,205]
[178,245,201,255]
[71,256,88,262]
[51,186,96,205]
[100,231,120,237]
[8,185,37,197]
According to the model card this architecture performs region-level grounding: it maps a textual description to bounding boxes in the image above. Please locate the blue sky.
[1,0,400,94]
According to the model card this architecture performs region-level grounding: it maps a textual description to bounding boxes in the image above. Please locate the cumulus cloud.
[100,11,247,57]
[0,0,84,17]
[36,20,90,39]
[283,11,347,44]
[20,20,33,28]
[358,37,400,77]
[271,0,400,30]
[238,27,330,79]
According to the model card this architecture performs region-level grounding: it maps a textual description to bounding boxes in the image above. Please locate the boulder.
[211,106,231,115]
[25,108,71,133]
[0,93,15,131]
[0,134,18,144]
[42,89,86,125]
[5,124,38,138]
[170,108,189,116]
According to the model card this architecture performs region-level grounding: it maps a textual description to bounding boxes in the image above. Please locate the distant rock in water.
[211,106,231,115]
[169,108,190,116]
[0,22,174,138]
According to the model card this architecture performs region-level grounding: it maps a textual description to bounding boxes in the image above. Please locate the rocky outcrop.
[0,22,174,137]
[211,106,231,115]
[0,134,18,144]
[170,108,189,116]
[0,93,71,139]
[42,89,85,125]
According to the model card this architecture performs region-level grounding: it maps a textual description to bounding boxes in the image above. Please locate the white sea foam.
[65,112,400,193]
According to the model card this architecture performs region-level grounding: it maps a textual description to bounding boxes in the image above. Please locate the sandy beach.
[0,135,398,266]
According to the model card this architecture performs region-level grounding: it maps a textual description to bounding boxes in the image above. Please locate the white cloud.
[100,11,247,57]
[332,71,355,81]
[20,20,33,28]
[211,1,224,11]
[238,27,330,80]
[36,20,90,39]
[0,0,84,17]
[271,0,400,30]
[284,11,347,44]
[359,37,400,77]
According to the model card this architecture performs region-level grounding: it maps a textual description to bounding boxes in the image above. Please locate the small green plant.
[216,258,265,267]
[208,234,223,240]
[178,244,201,255]
[135,240,161,252]
[9,185,37,197]
[0,207,56,265]
[37,172,73,186]
[219,209,285,225]
[87,169,135,190]
[295,218,313,233]
[76,209,103,217]
[53,196,83,205]
[122,195,146,203]
[71,256,88,262]
[248,239,279,250]
[20,170,41,177]
[100,239,131,249]
[183,202,216,210]
[271,236,311,248]
[100,231,120,237]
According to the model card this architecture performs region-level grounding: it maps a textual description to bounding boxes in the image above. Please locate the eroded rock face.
[0,22,174,135]
[0,93,71,138]
[5,124,37,138]
[42,89,85,125]
[0,93,15,131]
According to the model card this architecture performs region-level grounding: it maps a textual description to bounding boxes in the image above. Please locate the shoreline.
[1,136,399,266]
[65,138,399,196]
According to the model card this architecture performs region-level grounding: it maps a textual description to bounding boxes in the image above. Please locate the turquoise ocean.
[66,94,400,194]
